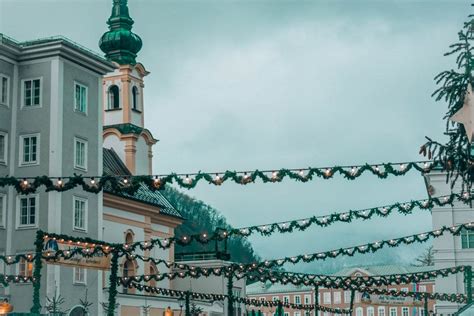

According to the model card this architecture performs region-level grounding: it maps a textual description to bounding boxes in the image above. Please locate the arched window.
[132,86,138,110]
[149,263,158,293]
[356,307,364,316]
[123,259,136,294]
[124,230,134,244]
[108,85,120,109]
[69,306,86,316]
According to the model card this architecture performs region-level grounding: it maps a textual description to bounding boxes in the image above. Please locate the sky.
[0,0,470,272]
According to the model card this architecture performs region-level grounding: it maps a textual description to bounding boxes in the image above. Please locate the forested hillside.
[161,186,260,264]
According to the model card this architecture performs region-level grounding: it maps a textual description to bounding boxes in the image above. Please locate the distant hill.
[161,186,260,264]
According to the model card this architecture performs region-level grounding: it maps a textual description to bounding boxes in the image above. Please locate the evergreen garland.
[122,193,471,251]
[117,280,351,314]
[350,287,468,304]
[0,160,439,195]
[0,274,35,286]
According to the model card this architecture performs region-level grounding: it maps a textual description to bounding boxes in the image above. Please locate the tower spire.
[99,0,142,65]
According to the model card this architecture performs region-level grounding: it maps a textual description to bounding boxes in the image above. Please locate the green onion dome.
[99,0,142,65]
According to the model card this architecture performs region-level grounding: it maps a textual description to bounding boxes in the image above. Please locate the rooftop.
[246,264,436,295]
[103,148,182,219]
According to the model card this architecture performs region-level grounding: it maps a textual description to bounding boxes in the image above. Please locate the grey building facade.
[0,34,114,314]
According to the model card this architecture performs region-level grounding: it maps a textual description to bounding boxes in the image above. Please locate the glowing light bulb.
[90,178,96,185]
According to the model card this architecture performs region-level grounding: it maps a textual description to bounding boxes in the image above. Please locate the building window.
[73,197,87,231]
[333,291,341,304]
[272,296,279,302]
[259,297,265,302]
[402,307,409,316]
[108,85,120,109]
[132,86,138,110]
[419,308,425,316]
[344,290,351,303]
[283,296,289,304]
[0,75,9,105]
[368,307,375,316]
[355,292,361,303]
[74,82,88,113]
[356,307,364,316]
[304,294,311,304]
[323,292,331,304]
[18,195,38,227]
[22,78,41,107]
[390,307,397,316]
[0,132,7,165]
[418,285,427,292]
[73,267,86,284]
[378,307,385,316]
[294,312,301,316]
[74,138,87,170]
[284,313,289,316]
[461,229,474,249]
[401,288,408,292]
[122,259,135,294]
[294,295,301,304]
[0,194,5,228]
[20,134,39,166]
[18,257,33,277]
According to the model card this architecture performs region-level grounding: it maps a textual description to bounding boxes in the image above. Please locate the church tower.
[99,0,157,175]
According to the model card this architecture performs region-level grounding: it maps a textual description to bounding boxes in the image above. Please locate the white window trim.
[333,291,341,303]
[0,193,6,228]
[294,295,301,304]
[272,296,279,302]
[73,267,87,285]
[20,77,43,108]
[16,194,39,229]
[0,131,7,166]
[0,74,10,107]
[304,294,311,304]
[389,307,398,316]
[323,292,331,304]
[74,137,88,171]
[19,133,40,167]
[283,295,289,303]
[74,81,88,115]
[378,307,386,316]
[72,196,88,232]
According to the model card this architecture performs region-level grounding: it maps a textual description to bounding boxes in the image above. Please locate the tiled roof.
[103,148,182,219]
[247,281,313,295]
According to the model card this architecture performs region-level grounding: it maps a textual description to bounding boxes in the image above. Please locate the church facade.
[0,1,244,315]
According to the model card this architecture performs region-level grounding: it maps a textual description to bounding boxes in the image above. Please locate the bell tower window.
[108,85,120,109]
[132,86,139,111]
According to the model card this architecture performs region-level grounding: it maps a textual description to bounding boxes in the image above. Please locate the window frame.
[74,137,88,171]
[16,194,39,229]
[333,291,341,304]
[73,196,88,232]
[0,193,6,228]
[389,307,397,316]
[131,85,139,111]
[21,77,42,108]
[283,295,290,304]
[304,294,311,305]
[323,292,331,304]
[19,133,40,166]
[401,307,409,316]
[74,81,88,115]
[344,290,351,303]
[356,307,364,316]
[107,84,120,110]
[294,295,301,304]
[461,229,474,249]
[378,307,386,316]
[367,306,375,316]
[0,74,10,106]
[73,267,87,285]
[0,131,7,166]
[17,256,34,279]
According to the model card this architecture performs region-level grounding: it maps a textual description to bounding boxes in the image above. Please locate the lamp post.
[185,291,191,316]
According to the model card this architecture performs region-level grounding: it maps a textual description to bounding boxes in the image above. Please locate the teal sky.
[0,0,471,272]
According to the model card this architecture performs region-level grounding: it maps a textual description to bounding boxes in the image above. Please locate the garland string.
[0,160,440,194]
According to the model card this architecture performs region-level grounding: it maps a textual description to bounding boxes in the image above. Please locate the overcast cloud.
[0,0,470,272]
